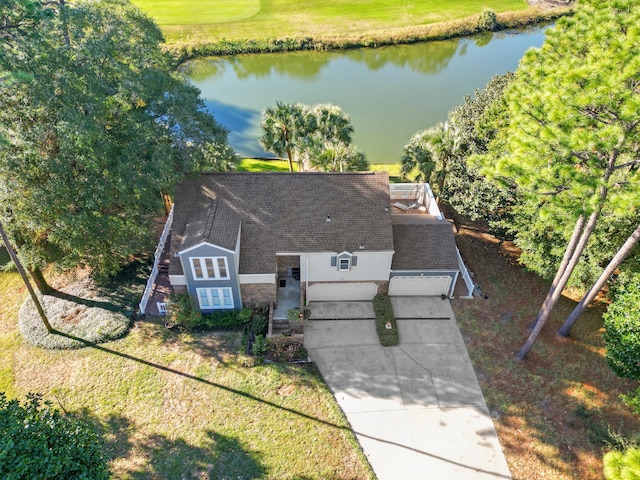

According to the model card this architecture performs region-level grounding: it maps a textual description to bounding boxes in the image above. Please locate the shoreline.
[164,6,572,64]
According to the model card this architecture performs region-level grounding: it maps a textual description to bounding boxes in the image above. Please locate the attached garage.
[308,282,378,301]
[388,275,452,296]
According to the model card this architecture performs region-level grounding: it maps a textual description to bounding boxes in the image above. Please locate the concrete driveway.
[305,298,512,480]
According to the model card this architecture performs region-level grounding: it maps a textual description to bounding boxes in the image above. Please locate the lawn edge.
[166,7,572,63]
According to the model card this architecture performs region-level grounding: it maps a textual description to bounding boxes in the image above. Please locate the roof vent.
[359,243,365,250]
[326,215,331,223]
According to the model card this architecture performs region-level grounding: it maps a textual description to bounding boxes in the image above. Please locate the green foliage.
[167,292,202,331]
[259,102,367,172]
[168,293,253,331]
[155,5,568,63]
[373,295,398,346]
[621,386,640,415]
[477,9,498,31]
[0,392,110,480]
[604,447,640,480]
[603,273,640,381]
[203,310,251,331]
[0,0,235,281]
[401,122,463,197]
[252,335,267,356]
[476,0,640,283]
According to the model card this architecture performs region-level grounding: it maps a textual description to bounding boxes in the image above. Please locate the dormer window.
[339,257,351,271]
[331,251,357,271]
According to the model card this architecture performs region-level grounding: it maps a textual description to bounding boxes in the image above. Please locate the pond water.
[185,25,550,165]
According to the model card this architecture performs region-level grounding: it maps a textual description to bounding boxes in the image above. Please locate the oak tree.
[0,0,234,290]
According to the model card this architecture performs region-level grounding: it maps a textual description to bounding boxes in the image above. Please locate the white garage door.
[389,276,452,296]
[308,283,378,301]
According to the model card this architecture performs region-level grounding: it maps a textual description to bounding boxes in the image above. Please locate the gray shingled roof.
[169,172,394,275]
[391,222,459,271]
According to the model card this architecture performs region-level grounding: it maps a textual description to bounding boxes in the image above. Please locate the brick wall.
[173,285,187,294]
[277,256,300,277]
[240,283,276,307]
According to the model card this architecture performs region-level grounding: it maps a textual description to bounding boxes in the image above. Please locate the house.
[165,171,466,314]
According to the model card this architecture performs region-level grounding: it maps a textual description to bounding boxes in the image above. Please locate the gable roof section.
[391,222,459,271]
[170,172,394,275]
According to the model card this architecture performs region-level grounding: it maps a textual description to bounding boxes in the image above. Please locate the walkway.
[304,298,512,480]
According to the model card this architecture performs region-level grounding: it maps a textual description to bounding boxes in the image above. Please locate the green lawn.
[237,158,403,177]
[132,0,530,42]
[0,270,373,479]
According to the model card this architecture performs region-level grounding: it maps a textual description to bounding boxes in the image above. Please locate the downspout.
[305,254,309,304]
[449,271,459,299]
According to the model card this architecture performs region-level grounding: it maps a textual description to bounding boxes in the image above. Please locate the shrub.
[167,292,201,331]
[252,335,267,356]
[477,9,499,31]
[373,295,399,346]
[250,315,268,337]
[603,274,640,381]
[202,310,249,330]
[0,392,110,480]
[167,295,254,332]
[604,447,640,480]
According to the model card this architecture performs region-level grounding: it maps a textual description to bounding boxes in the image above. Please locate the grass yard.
[131,0,530,42]
[0,266,373,479]
[448,209,640,480]
[237,157,402,177]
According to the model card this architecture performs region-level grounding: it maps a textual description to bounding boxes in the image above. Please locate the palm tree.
[312,104,354,144]
[259,102,305,172]
[310,141,368,172]
[401,130,435,183]
[299,104,354,171]
[401,122,463,197]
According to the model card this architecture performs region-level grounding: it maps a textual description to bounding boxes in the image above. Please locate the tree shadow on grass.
[79,412,266,479]
[50,329,511,479]
[45,257,153,314]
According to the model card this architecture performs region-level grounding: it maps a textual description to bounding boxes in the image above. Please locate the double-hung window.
[190,257,229,280]
[196,287,234,309]
[338,257,351,271]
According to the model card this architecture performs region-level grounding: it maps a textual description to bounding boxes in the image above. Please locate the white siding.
[308,283,378,301]
[169,275,187,286]
[306,251,393,282]
[238,273,277,284]
[388,276,452,296]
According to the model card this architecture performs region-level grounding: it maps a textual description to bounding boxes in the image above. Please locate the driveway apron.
[304,298,512,480]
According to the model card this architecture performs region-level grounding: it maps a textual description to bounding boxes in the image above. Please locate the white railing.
[455,247,475,298]
[139,205,174,314]
[389,183,443,219]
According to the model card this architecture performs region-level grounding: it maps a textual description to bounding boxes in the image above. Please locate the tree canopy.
[259,102,367,172]
[482,0,640,273]
[474,0,640,357]
[0,0,235,286]
[0,392,110,479]
[402,73,515,227]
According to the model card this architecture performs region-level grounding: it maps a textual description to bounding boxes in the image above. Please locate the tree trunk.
[531,215,586,324]
[0,221,53,332]
[286,148,294,172]
[558,223,640,337]
[516,211,599,359]
[29,266,53,294]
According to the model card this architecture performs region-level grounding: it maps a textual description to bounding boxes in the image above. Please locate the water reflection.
[188,25,550,164]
